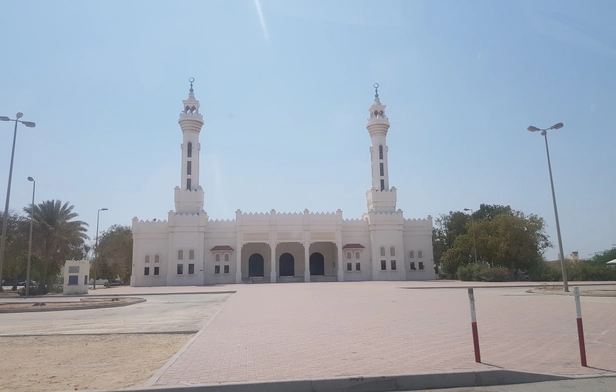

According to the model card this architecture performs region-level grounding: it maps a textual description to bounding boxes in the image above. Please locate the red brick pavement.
[152,282,616,386]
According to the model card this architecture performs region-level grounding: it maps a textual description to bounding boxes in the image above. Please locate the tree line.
[433,203,616,281]
[0,200,132,294]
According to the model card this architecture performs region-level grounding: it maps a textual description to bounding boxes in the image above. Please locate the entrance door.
[279,253,295,277]
[248,253,264,277]
[309,252,325,275]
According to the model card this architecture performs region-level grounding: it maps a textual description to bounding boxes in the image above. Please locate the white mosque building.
[130,80,436,286]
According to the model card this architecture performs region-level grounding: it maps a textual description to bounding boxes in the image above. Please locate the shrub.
[528,260,561,281]
[457,263,488,281]
[479,267,510,282]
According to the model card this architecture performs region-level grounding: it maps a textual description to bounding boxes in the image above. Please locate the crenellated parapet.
[366,186,397,213]
[403,215,433,232]
[168,210,209,227]
[132,217,169,233]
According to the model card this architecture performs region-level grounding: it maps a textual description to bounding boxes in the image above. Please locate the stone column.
[304,239,310,283]
[270,241,277,283]
[336,237,344,282]
[235,234,242,284]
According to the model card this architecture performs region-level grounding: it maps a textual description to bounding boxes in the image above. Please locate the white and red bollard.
[468,288,481,363]
[573,287,588,367]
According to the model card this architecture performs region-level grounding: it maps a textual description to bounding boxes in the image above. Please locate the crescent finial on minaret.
[189,77,195,93]
[374,83,379,98]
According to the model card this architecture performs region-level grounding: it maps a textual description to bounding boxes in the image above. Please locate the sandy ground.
[0,333,193,392]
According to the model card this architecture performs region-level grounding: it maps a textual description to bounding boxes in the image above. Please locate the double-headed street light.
[464,208,478,264]
[528,122,569,292]
[93,208,109,290]
[0,113,36,291]
[26,177,36,296]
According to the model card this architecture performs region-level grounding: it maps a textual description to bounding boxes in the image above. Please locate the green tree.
[588,246,616,265]
[0,211,30,290]
[432,211,470,267]
[443,212,550,280]
[24,200,89,294]
[93,225,133,284]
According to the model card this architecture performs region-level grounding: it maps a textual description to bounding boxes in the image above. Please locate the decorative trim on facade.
[210,245,234,251]
[342,243,365,249]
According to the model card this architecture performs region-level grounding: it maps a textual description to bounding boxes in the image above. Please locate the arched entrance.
[248,253,264,277]
[310,252,325,275]
[279,253,295,277]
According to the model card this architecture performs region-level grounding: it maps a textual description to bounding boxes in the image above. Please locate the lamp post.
[93,208,108,290]
[464,208,478,264]
[25,177,36,296]
[528,122,569,292]
[0,113,36,292]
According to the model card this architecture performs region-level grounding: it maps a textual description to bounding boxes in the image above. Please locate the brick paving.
[151,282,616,386]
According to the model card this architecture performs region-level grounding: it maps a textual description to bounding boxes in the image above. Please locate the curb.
[0,330,199,338]
[0,297,146,313]
[127,370,570,392]
[399,282,616,290]
[83,291,237,297]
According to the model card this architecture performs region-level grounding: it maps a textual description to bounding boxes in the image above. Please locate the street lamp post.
[25,177,36,296]
[93,208,108,290]
[464,208,478,264]
[528,122,569,292]
[0,113,36,292]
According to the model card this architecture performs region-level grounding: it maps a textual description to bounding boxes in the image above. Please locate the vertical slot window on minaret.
[187,178,191,190]
[379,145,383,159]
[380,163,384,176]
[187,161,192,175]
[380,179,385,191]
[187,142,192,158]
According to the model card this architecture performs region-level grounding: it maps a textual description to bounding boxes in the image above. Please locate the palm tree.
[24,200,89,294]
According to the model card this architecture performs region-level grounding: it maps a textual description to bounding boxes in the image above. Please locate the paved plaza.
[1,281,615,391]
[139,282,616,387]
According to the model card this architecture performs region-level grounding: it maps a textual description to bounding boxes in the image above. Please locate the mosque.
[130,80,436,286]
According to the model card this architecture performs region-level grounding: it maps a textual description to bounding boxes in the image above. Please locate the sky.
[1,0,615,261]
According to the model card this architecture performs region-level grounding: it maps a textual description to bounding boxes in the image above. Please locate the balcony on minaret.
[367,98,390,135]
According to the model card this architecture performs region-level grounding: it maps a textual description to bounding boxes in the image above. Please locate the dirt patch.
[0,297,145,313]
[0,333,193,392]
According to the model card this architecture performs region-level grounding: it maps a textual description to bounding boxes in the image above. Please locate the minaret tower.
[366,83,397,213]
[174,77,205,214]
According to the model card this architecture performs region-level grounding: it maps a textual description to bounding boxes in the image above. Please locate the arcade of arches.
[241,241,338,280]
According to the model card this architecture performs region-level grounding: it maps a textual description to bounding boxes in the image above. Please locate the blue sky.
[1,0,614,260]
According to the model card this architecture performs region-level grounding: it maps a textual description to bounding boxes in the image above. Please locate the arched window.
[379,145,383,160]
[390,247,396,257]
[187,142,192,158]
[187,161,192,175]
[145,255,150,263]
[346,252,352,260]
[215,254,220,262]
[418,250,423,258]
[355,252,360,260]
[409,250,415,258]
[189,250,195,260]
[178,250,184,260]
[380,247,385,257]
[154,255,160,263]
[224,253,230,262]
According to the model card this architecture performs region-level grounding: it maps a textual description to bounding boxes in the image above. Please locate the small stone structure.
[63,260,90,295]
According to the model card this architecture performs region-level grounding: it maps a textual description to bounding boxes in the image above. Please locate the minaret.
[174,77,205,214]
[366,83,397,213]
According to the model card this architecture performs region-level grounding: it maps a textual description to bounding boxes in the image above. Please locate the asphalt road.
[0,293,233,336]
